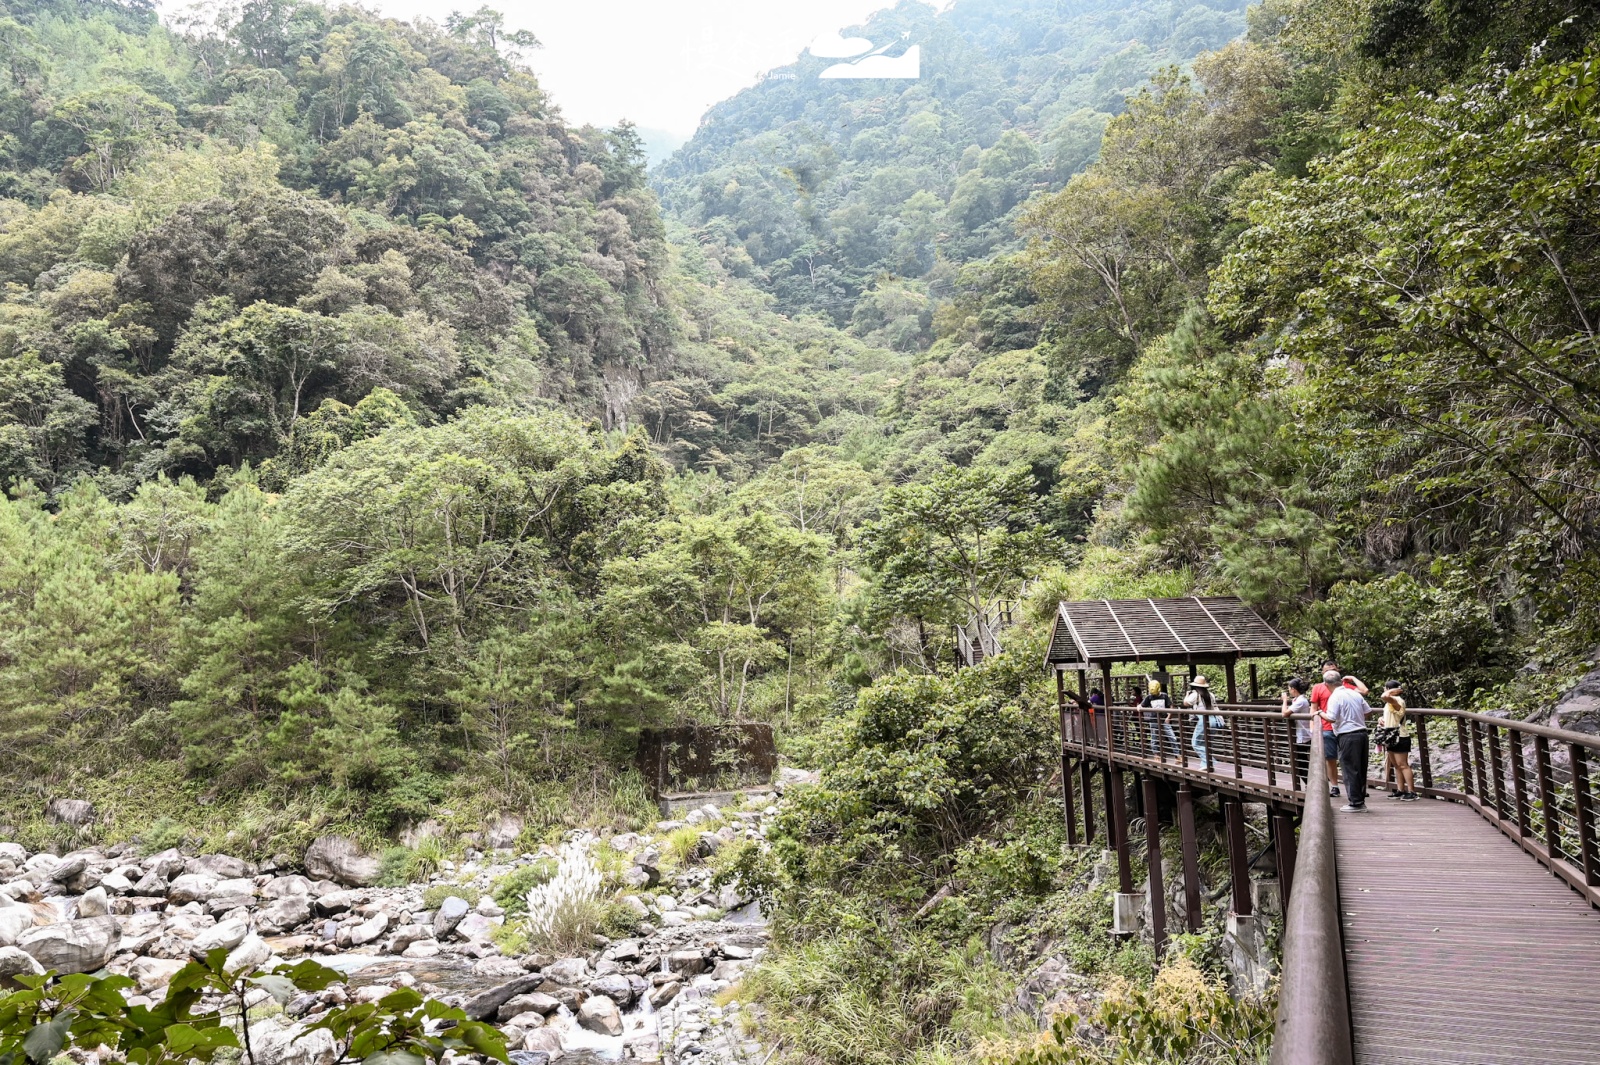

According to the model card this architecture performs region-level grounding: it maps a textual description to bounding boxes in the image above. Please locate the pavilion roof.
[1046,596,1290,667]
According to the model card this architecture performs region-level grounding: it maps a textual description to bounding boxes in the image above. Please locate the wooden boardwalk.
[1333,792,1600,1064]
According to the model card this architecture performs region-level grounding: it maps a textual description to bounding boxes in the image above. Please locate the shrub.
[140,817,187,855]
[522,842,603,954]
[979,957,1273,1064]
[598,896,644,939]
[492,859,557,915]
[421,884,481,910]
[377,847,414,887]
[658,825,703,872]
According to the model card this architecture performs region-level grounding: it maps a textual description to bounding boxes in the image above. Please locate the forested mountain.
[653,0,1249,335]
[3,0,1600,1060]
[0,0,673,495]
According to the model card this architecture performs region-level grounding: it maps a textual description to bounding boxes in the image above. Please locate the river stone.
[224,933,272,975]
[0,907,34,947]
[248,1018,338,1065]
[258,895,312,934]
[213,876,257,897]
[462,973,544,1021]
[19,916,120,973]
[167,874,219,905]
[190,918,249,957]
[347,912,389,947]
[45,799,95,826]
[432,895,471,938]
[144,849,188,880]
[261,876,313,899]
[302,837,379,887]
[48,856,87,884]
[313,890,359,916]
[454,913,492,942]
[130,956,186,992]
[666,949,707,976]
[384,924,431,954]
[588,973,633,1008]
[540,956,590,986]
[496,992,562,1021]
[206,894,257,917]
[76,887,109,919]
[100,873,132,895]
[522,1030,562,1055]
[486,814,524,850]
[576,994,622,1037]
[189,854,254,880]
[132,872,167,897]
[401,939,440,959]
[0,945,44,981]
[0,844,24,864]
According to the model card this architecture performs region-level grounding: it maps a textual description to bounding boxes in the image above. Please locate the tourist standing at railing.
[1141,678,1177,757]
[1311,663,1368,797]
[1320,674,1377,812]
[1281,677,1313,785]
[1377,680,1418,801]
[1185,676,1222,767]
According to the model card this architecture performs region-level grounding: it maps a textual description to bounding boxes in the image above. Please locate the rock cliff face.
[1537,657,1600,735]
[0,796,786,1064]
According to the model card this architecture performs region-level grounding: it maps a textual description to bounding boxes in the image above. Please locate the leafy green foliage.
[0,951,505,1065]
[491,859,557,915]
[980,958,1272,1064]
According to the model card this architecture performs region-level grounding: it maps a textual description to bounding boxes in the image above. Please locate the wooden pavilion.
[1045,596,1293,941]
[1045,595,1292,705]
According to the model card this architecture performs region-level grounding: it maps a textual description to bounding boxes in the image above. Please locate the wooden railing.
[1408,708,1600,909]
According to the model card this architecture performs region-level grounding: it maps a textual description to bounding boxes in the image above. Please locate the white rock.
[76,887,109,919]
[166,874,219,905]
[401,939,441,959]
[248,1018,337,1065]
[0,907,36,947]
[224,933,272,975]
[0,945,44,979]
[130,956,187,992]
[190,918,249,957]
[347,912,389,947]
[576,995,623,1037]
[19,916,120,974]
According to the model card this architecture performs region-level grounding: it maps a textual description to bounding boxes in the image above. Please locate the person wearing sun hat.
[1184,675,1222,768]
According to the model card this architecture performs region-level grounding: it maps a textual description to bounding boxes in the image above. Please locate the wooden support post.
[1273,808,1297,905]
[1057,670,1079,847]
[1224,660,1238,706]
[1177,782,1202,932]
[1143,775,1166,957]
[1080,756,1096,844]
[1109,766,1134,894]
[1225,799,1252,916]
[1249,662,1259,702]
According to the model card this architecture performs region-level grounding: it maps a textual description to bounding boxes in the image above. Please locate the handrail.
[1270,748,1353,1065]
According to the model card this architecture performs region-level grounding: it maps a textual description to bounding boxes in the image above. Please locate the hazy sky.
[371,0,915,137]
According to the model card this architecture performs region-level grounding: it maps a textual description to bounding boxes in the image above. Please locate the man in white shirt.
[1320,675,1376,811]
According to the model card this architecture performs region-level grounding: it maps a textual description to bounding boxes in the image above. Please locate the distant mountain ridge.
[652,0,1249,336]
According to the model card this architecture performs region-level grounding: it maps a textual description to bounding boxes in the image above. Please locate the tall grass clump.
[523,841,604,953]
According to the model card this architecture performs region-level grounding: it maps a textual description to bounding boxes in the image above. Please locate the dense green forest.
[3,0,1600,1057]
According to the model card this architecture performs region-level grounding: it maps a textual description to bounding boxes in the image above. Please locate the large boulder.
[189,855,255,880]
[261,876,313,900]
[257,895,313,934]
[167,874,219,905]
[0,945,44,983]
[130,957,187,992]
[302,837,379,887]
[190,918,249,957]
[540,957,590,986]
[486,814,524,850]
[462,974,544,1021]
[224,933,272,975]
[0,905,37,947]
[247,1019,338,1065]
[44,799,94,827]
[432,895,471,939]
[143,849,188,881]
[76,887,109,919]
[575,995,622,1037]
[0,843,26,864]
[346,912,389,947]
[19,916,120,974]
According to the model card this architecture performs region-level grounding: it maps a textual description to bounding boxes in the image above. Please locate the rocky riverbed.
[0,784,813,1065]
